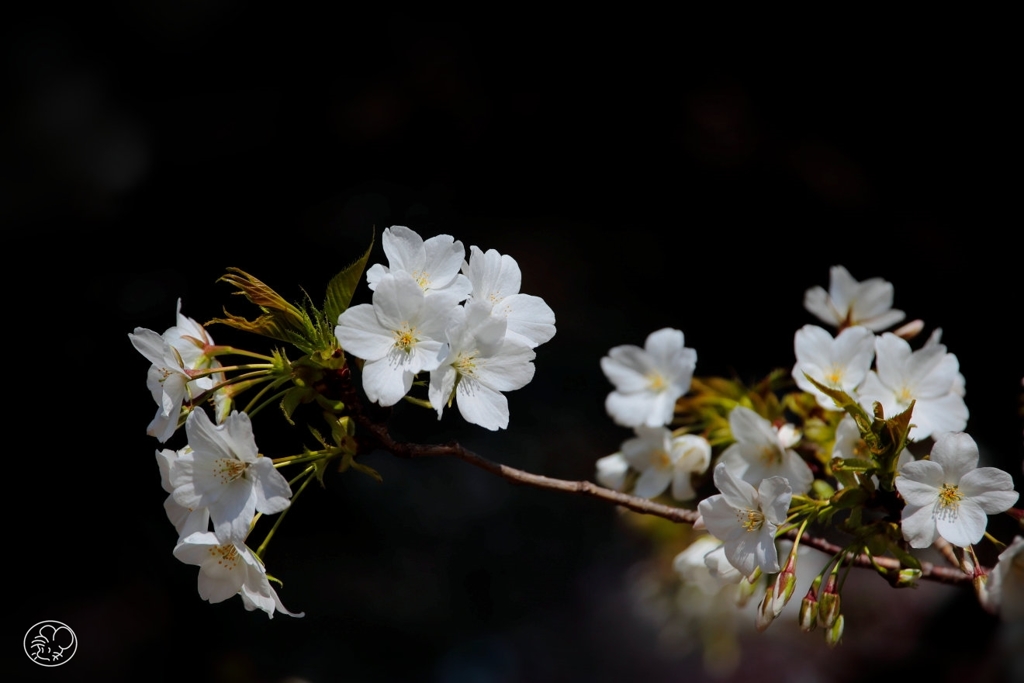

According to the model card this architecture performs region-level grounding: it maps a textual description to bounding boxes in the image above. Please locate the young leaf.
[324,231,375,326]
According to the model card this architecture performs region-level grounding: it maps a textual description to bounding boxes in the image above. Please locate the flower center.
[896,386,915,408]
[759,445,783,465]
[740,509,765,532]
[214,458,248,484]
[825,366,844,386]
[646,372,668,392]
[454,352,478,377]
[652,449,672,469]
[937,483,963,519]
[411,270,431,289]
[207,543,241,571]
[393,325,418,353]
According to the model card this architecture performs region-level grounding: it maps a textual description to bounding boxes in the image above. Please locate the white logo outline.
[24,620,77,667]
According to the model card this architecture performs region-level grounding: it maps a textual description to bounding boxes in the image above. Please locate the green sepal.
[280,386,315,425]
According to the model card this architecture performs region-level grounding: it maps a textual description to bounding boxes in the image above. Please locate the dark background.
[5,8,1022,683]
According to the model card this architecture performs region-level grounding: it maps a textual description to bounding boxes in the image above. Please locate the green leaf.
[324,230,375,327]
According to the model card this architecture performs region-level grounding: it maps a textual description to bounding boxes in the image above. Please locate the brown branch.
[355,415,972,586]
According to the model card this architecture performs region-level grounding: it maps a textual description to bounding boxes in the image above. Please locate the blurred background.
[5,8,1021,682]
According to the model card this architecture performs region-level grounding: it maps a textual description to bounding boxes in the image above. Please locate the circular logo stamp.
[24,620,77,667]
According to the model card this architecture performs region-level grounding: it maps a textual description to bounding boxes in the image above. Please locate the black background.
[5,8,1022,683]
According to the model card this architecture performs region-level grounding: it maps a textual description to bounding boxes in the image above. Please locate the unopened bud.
[756,588,776,632]
[896,568,922,587]
[818,574,841,628]
[799,588,819,633]
[771,557,798,617]
[893,319,925,340]
[825,614,845,649]
[736,575,758,608]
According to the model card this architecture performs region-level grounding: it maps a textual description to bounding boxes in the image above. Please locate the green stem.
[189,363,274,379]
[207,346,277,362]
[242,377,293,416]
[256,466,316,559]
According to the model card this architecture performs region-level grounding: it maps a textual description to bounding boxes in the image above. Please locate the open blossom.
[335,271,459,407]
[858,332,968,441]
[981,536,1024,621]
[792,324,875,410]
[462,245,556,349]
[170,410,293,544]
[365,225,472,299]
[130,328,192,443]
[173,531,302,619]
[804,265,905,331]
[613,426,711,500]
[601,328,696,428]
[428,301,536,431]
[696,463,792,578]
[718,406,814,494]
[130,300,230,442]
[156,446,209,541]
[895,432,1018,548]
[673,535,743,595]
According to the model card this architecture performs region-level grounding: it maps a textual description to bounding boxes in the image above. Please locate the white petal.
[804,285,840,326]
[758,476,793,525]
[960,468,1019,513]
[335,304,395,361]
[936,498,988,547]
[595,453,630,491]
[455,377,509,430]
[712,462,759,511]
[895,460,944,506]
[900,504,938,548]
[634,468,672,499]
[381,225,425,275]
[251,459,293,514]
[929,432,979,482]
[360,357,414,407]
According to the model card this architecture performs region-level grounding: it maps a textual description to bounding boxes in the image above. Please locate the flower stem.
[255,465,316,560]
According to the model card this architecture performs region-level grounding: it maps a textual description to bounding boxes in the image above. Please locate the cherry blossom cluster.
[131,305,301,618]
[595,265,1021,646]
[336,225,556,431]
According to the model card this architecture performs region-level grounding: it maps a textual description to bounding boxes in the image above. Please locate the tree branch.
[356,415,972,586]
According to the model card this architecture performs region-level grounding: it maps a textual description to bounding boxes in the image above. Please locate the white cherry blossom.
[601,328,696,428]
[792,324,875,410]
[156,446,209,541]
[428,301,536,431]
[462,245,556,348]
[614,426,711,500]
[131,300,231,442]
[696,463,792,578]
[858,332,968,441]
[130,328,192,443]
[365,225,472,299]
[981,536,1024,621]
[173,531,303,618]
[895,432,1018,548]
[673,535,742,595]
[804,265,905,331]
[335,271,458,407]
[170,410,293,544]
[718,406,814,494]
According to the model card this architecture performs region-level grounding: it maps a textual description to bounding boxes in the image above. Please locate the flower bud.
[771,556,798,617]
[756,588,776,632]
[817,574,841,628]
[736,575,758,608]
[825,614,844,649]
[893,319,925,340]
[896,568,922,587]
[799,588,819,633]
